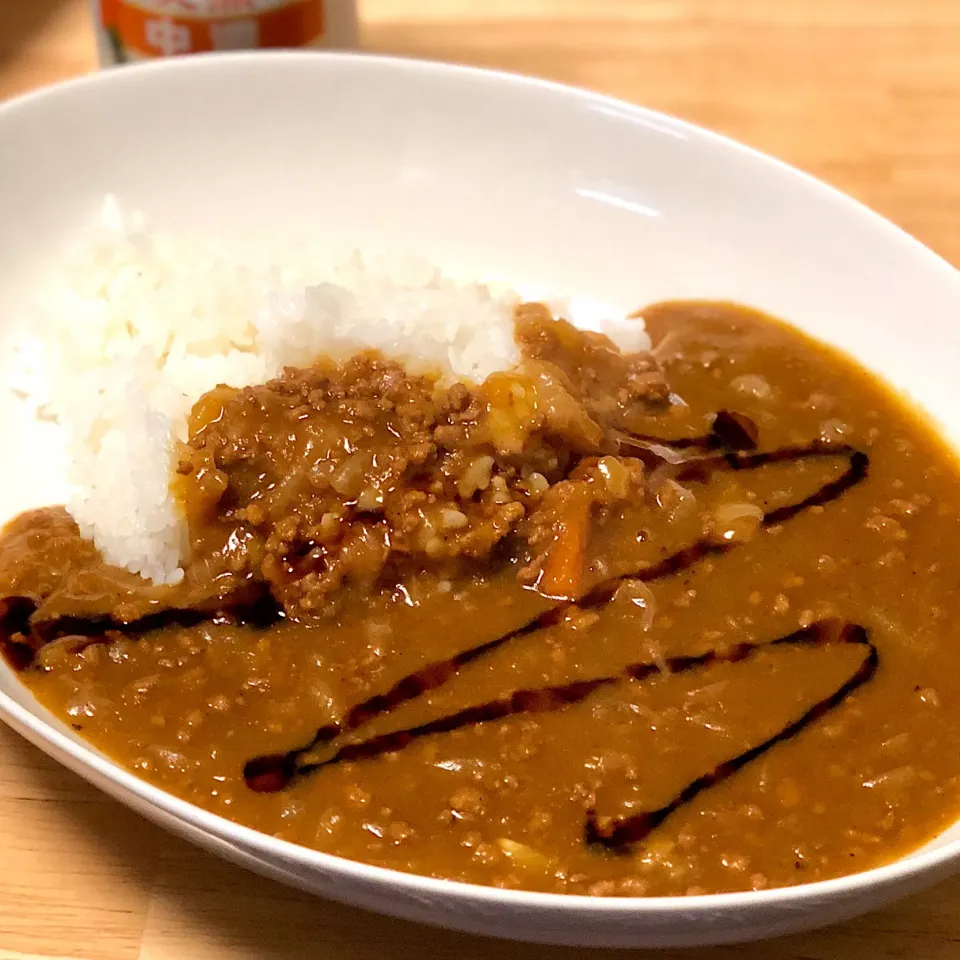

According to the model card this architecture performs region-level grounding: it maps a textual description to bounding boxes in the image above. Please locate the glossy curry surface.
[3,303,960,897]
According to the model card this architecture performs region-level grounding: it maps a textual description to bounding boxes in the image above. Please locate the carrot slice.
[537,486,592,601]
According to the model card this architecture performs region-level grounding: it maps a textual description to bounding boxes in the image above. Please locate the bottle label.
[99,1,325,61]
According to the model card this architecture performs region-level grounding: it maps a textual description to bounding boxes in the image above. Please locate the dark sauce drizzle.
[248,619,873,808]
[243,435,871,796]
[614,409,759,470]
[0,597,38,671]
[0,592,281,672]
[622,409,761,454]
[584,620,876,851]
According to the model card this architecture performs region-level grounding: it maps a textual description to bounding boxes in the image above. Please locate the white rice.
[14,198,650,585]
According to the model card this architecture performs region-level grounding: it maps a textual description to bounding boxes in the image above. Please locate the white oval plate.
[0,52,959,949]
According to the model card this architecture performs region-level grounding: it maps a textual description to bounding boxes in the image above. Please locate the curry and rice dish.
[4,282,960,897]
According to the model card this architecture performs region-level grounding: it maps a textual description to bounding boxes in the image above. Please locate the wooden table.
[1,3,959,958]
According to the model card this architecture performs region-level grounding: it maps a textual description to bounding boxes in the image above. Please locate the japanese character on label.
[145,19,192,56]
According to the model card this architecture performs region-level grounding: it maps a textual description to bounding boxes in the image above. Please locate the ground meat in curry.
[3,301,960,897]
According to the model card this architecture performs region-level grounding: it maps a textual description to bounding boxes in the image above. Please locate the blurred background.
[0,3,959,960]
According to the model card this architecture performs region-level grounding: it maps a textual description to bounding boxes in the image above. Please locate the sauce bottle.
[89,1,358,66]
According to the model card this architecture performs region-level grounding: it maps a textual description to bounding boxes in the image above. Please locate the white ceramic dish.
[1,52,959,950]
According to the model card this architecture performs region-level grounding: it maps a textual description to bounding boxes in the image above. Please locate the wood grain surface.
[1,2,959,958]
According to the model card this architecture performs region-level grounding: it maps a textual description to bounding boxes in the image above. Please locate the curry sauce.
[3,302,960,897]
